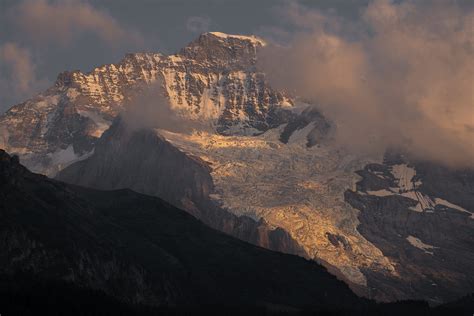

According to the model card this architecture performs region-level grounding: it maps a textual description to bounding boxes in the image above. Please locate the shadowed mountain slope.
[1,149,363,311]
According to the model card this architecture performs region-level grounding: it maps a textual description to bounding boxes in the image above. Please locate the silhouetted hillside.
[0,150,471,315]
[0,149,359,312]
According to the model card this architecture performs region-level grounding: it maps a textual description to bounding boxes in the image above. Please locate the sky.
[0,0,371,113]
[258,0,474,167]
[0,0,473,167]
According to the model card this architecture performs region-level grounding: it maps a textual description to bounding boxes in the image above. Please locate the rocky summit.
[0,32,291,176]
[1,32,473,305]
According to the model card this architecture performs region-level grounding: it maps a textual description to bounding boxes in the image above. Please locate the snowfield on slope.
[159,125,396,286]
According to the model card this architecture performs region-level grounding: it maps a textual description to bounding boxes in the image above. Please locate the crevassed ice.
[158,125,395,286]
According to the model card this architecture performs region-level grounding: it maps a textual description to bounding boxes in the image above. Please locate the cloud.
[0,43,48,108]
[0,0,147,112]
[259,0,474,168]
[121,81,209,134]
[186,16,212,34]
[8,0,144,47]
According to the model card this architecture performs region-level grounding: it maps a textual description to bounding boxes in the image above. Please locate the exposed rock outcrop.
[0,149,363,310]
[57,119,307,258]
[0,32,292,175]
[345,154,474,303]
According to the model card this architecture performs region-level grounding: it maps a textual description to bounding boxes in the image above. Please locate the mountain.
[0,32,292,176]
[0,148,365,312]
[57,113,474,304]
[345,152,474,303]
[6,149,474,316]
[1,32,473,305]
[57,118,307,258]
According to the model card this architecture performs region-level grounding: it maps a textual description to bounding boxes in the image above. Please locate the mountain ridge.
[0,32,292,175]
[1,31,473,306]
[0,148,366,311]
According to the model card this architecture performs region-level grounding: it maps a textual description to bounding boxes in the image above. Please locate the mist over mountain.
[258,1,474,168]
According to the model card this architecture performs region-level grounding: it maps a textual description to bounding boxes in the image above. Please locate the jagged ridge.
[0,32,292,176]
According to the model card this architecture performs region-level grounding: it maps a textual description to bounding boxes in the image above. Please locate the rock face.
[344,153,474,304]
[0,32,291,175]
[0,149,365,310]
[57,118,307,258]
[58,114,474,304]
[58,113,387,297]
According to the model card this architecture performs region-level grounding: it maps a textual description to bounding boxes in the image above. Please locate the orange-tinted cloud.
[259,0,474,168]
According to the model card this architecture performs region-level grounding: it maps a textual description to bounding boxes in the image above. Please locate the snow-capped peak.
[207,32,267,46]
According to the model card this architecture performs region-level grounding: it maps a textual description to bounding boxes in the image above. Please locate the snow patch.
[364,165,472,216]
[208,32,266,46]
[434,198,473,218]
[406,235,438,255]
[287,122,315,145]
[367,189,395,197]
[400,191,435,212]
[49,145,79,167]
[391,164,417,192]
